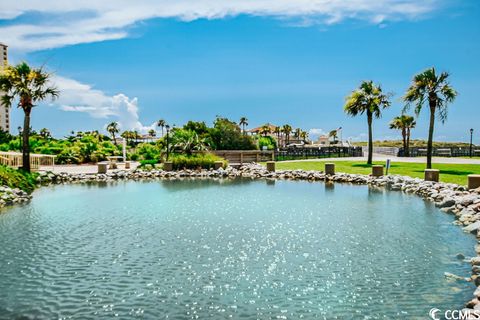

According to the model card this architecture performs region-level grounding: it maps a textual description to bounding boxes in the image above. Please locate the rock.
[438,198,456,208]
[464,221,480,233]
[457,253,466,260]
[444,272,469,281]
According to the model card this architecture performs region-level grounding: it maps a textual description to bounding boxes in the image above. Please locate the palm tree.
[294,128,301,140]
[0,62,59,172]
[273,126,282,147]
[148,129,156,142]
[239,117,248,134]
[157,119,166,137]
[282,124,292,145]
[259,124,271,137]
[106,122,119,145]
[344,80,391,165]
[39,128,51,140]
[328,130,338,143]
[403,67,457,168]
[389,115,416,157]
[300,131,308,142]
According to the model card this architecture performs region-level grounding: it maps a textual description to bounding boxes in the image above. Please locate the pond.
[0,179,475,319]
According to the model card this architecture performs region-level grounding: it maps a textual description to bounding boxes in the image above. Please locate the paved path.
[39,162,140,174]
[280,153,480,165]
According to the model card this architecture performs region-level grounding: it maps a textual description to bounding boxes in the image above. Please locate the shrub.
[257,136,277,150]
[170,153,227,170]
[0,165,38,193]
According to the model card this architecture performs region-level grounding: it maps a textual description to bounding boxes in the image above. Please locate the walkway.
[39,162,140,174]
[280,153,480,165]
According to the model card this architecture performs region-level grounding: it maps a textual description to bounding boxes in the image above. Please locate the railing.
[202,150,275,164]
[399,147,480,157]
[0,151,56,171]
[275,146,363,161]
[362,146,400,156]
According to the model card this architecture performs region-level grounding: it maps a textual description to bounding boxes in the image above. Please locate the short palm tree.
[106,122,119,145]
[389,115,416,157]
[300,131,308,142]
[294,128,301,139]
[239,117,248,134]
[403,67,457,168]
[344,80,391,165]
[273,126,282,147]
[0,62,59,172]
[282,125,292,145]
[157,119,166,137]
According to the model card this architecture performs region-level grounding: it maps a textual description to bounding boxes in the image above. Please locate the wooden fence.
[275,146,363,161]
[0,151,56,171]
[205,150,274,164]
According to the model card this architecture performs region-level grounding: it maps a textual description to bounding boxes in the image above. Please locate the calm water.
[0,179,476,319]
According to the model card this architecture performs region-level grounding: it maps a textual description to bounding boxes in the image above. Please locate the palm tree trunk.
[22,108,31,172]
[406,128,411,157]
[402,128,407,157]
[367,113,373,165]
[427,103,436,169]
[112,133,117,145]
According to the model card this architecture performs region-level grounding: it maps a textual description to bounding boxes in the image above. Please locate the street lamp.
[470,128,474,158]
[165,124,170,161]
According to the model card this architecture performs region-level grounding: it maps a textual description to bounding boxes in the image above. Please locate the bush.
[170,153,227,170]
[257,136,277,150]
[0,165,38,193]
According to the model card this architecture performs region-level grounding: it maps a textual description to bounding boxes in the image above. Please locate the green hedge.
[170,153,227,170]
[0,165,38,193]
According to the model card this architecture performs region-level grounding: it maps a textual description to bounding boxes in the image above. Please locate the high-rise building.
[0,42,10,132]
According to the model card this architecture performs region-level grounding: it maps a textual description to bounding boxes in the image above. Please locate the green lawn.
[272,161,480,185]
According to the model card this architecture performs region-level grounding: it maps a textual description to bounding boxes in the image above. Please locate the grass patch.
[272,161,480,185]
[0,165,38,193]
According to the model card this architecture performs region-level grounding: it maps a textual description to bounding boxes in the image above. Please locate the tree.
[157,119,166,137]
[0,62,59,172]
[106,122,119,145]
[389,115,416,157]
[39,128,51,140]
[259,124,271,137]
[273,126,282,148]
[148,129,156,142]
[171,129,209,155]
[239,117,248,134]
[294,128,301,139]
[403,67,457,168]
[282,124,292,145]
[328,130,338,143]
[344,80,391,165]
[300,131,308,142]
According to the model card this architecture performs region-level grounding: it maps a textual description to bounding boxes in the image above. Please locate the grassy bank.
[273,161,480,185]
[0,165,38,193]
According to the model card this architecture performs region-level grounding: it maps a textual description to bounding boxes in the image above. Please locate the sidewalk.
[280,153,480,165]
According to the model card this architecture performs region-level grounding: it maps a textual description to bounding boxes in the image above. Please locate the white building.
[0,43,10,132]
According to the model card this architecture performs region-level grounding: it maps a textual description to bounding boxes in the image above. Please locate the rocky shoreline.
[3,163,480,315]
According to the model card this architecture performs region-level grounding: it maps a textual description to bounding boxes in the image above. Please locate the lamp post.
[470,128,474,158]
[165,124,170,161]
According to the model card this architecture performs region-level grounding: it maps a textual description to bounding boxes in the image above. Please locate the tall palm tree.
[403,67,457,168]
[282,124,292,145]
[300,131,308,142]
[148,129,156,142]
[294,128,301,140]
[273,126,282,147]
[157,119,166,137]
[106,122,120,145]
[344,80,391,165]
[328,130,338,143]
[239,117,248,134]
[259,124,271,137]
[0,62,59,172]
[389,115,416,157]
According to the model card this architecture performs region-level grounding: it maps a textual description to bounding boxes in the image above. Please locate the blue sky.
[1,0,479,143]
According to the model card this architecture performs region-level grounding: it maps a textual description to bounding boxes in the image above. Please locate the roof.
[246,124,278,133]
[0,43,8,48]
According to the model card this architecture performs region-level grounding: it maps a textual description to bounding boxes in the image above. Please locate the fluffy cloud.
[1,0,438,51]
[53,76,155,133]
[308,128,327,140]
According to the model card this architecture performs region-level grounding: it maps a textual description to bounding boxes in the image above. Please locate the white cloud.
[0,0,438,51]
[308,128,327,139]
[53,75,155,133]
